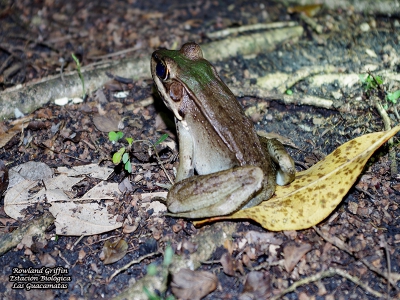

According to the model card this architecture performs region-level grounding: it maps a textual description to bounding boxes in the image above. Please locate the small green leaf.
[375,75,383,85]
[122,152,129,164]
[143,286,159,300]
[109,131,124,142]
[286,89,293,95]
[387,90,400,104]
[155,133,169,145]
[125,160,132,173]
[147,264,157,276]
[163,245,174,267]
[126,137,133,146]
[112,147,125,164]
[109,132,117,141]
[359,74,367,83]
[71,53,80,67]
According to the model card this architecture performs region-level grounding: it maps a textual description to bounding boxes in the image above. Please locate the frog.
[151,42,295,218]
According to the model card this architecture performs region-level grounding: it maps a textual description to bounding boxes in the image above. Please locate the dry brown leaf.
[57,164,113,180]
[92,110,121,132]
[171,269,218,300]
[0,117,31,149]
[220,252,236,276]
[0,160,9,194]
[195,126,400,230]
[101,239,128,264]
[4,164,122,235]
[241,271,271,299]
[283,243,312,273]
[4,180,41,219]
[79,181,119,200]
[8,161,53,189]
[49,201,122,236]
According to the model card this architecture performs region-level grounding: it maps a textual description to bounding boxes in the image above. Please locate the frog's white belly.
[188,119,237,175]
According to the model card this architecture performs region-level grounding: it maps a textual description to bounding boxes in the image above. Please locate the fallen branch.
[0,211,55,256]
[0,26,303,120]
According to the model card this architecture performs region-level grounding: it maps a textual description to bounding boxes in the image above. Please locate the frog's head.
[151,42,217,120]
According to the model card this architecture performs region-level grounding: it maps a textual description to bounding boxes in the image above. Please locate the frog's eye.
[156,61,169,81]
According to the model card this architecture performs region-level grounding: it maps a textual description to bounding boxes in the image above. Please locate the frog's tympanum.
[151,42,295,218]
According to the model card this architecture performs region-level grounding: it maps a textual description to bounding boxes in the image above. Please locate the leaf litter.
[3,161,122,235]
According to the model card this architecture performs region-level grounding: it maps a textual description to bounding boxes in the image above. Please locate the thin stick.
[270,267,384,300]
[107,251,161,283]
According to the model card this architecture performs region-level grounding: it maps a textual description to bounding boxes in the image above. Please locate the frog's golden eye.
[156,60,169,81]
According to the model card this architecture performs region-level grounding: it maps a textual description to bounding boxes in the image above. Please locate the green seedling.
[143,245,175,300]
[360,73,400,109]
[359,73,383,92]
[109,131,124,142]
[155,133,169,145]
[112,147,125,164]
[109,132,170,177]
[109,131,134,173]
[71,53,86,98]
[387,90,400,104]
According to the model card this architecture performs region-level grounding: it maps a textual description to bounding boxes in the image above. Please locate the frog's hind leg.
[167,166,264,218]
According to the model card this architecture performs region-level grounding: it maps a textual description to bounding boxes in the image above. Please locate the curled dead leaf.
[240,271,271,300]
[283,243,312,273]
[0,160,9,194]
[220,252,243,276]
[101,239,128,265]
[171,269,218,300]
[92,110,121,132]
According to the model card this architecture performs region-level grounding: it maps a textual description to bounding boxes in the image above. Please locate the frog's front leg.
[174,120,195,182]
[166,166,264,218]
[260,136,296,185]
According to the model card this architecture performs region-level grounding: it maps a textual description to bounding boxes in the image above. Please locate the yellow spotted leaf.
[195,125,400,231]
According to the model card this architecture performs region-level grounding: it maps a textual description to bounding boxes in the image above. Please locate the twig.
[355,186,375,200]
[87,44,143,60]
[229,85,334,109]
[373,98,391,131]
[393,106,400,121]
[369,72,397,177]
[39,144,91,163]
[71,235,84,251]
[58,250,72,268]
[107,251,161,283]
[0,212,55,255]
[206,21,298,39]
[270,267,384,300]
[380,235,391,297]
[251,260,281,271]
[133,139,174,184]
[299,13,323,34]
